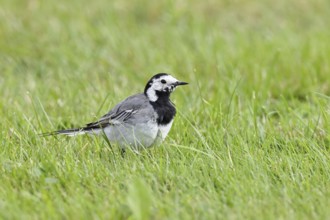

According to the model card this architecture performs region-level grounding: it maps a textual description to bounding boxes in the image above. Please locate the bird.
[43,73,188,153]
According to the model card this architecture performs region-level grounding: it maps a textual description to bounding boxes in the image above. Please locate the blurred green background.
[0,0,329,219]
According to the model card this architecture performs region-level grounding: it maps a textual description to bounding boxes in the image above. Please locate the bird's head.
[144,73,188,102]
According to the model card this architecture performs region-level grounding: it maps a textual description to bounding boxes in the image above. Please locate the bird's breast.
[158,119,174,140]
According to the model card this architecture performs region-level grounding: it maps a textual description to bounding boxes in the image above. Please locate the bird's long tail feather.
[39,128,88,137]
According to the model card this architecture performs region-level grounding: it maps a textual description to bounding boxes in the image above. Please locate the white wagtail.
[44,73,188,152]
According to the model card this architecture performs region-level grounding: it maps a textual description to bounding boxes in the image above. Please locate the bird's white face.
[145,74,188,102]
[150,75,180,93]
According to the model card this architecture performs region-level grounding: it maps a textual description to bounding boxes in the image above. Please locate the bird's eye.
[161,79,166,84]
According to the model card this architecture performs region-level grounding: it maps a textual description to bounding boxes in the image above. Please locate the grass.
[1,0,330,219]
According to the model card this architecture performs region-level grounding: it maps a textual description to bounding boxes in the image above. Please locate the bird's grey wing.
[83,93,149,130]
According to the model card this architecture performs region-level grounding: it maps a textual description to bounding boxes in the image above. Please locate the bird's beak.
[175,81,189,86]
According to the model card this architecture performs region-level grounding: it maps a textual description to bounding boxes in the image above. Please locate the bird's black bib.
[149,91,176,125]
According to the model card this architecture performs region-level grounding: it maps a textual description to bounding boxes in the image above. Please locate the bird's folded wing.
[84,109,138,129]
[83,93,149,130]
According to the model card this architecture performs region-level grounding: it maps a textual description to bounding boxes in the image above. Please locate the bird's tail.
[39,127,89,137]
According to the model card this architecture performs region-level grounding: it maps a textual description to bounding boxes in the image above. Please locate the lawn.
[1,0,330,219]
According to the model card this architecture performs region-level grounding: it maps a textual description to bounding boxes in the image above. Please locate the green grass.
[1,0,330,219]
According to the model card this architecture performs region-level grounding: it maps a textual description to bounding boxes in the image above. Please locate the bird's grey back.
[101,93,155,124]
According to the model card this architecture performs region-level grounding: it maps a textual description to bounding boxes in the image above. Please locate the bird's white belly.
[158,119,173,140]
[103,120,159,149]
[152,119,174,146]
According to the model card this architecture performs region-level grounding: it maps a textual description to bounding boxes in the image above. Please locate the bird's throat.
[149,91,176,125]
[146,89,171,103]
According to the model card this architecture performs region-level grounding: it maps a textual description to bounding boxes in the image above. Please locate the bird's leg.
[120,148,126,158]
